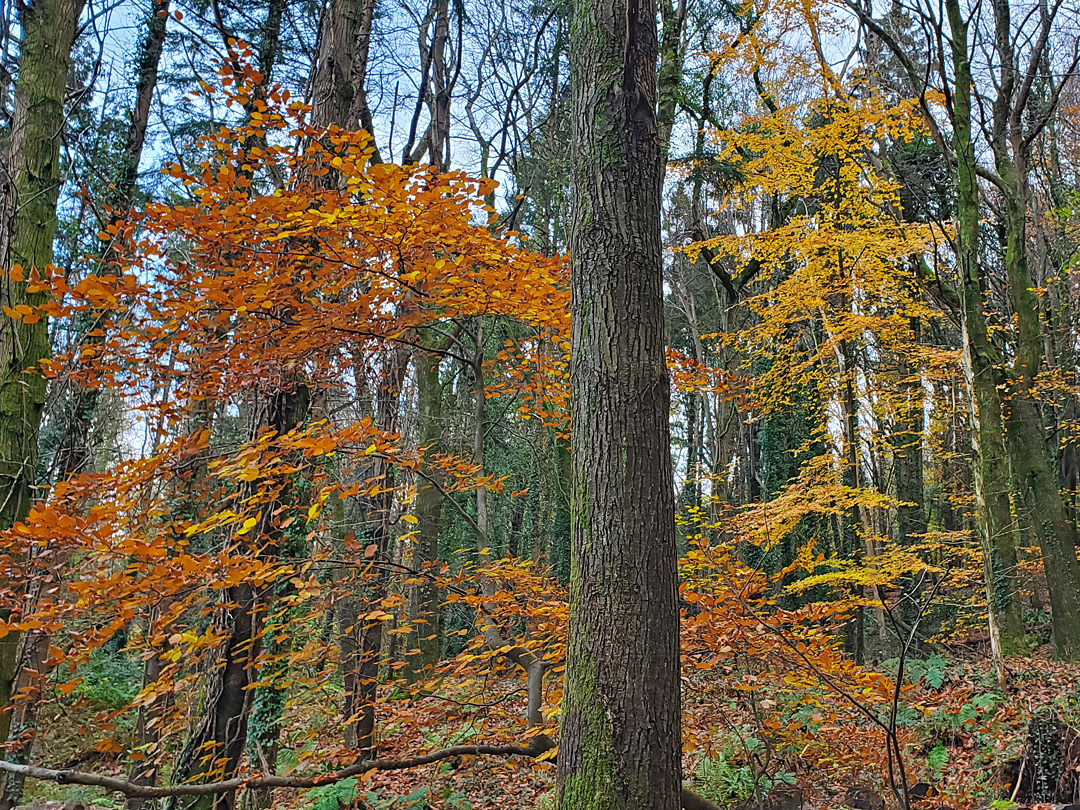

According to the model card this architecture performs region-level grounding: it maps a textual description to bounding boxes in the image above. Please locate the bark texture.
[944,0,1026,662]
[987,0,1080,659]
[0,0,87,753]
[555,0,682,807]
[309,0,378,148]
[405,353,445,679]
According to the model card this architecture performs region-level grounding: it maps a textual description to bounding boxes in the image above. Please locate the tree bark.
[310,0,378,158]
[7,11,170,802]
[656,0,687,161]
[943,0,1027,664]
[352,349,406,755]
[0,0,87,756]
[839,338,866,663]
[404,351,445,680]
[555,0,682,806]
[893,324,928,629]
[985,0,1080,660]
[167,4,293,805]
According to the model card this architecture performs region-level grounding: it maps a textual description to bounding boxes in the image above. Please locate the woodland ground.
[20,650,1080,810]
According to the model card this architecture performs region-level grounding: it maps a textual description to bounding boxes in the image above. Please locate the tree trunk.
[166,5,294,802]
[0,0,87,755]
[352,349,406,755]
[994,154,1080,659]
[405,351,445,680]
[981,0,1080,659]
[894,324,928,628]
[944,0,1026,665]
[656,0,687,161]
[839,340,866,664]
[4,9,170,803]
[175,583,262,810]
[310,0,378,150]
[54,0,167,478]
[125,619,169,810]
[555,0,682,806]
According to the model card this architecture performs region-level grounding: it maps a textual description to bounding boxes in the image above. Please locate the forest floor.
[20,651,1080,810]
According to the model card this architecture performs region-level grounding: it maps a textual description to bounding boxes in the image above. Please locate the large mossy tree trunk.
[3,8,170,808]
[997,165,1080,658]
[987,0,1080,660]
[555,0,682,806]
[0,0,87,757]
[943,0,1026,663]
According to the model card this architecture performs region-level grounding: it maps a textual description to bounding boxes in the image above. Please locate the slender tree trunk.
[681,390,700,509]
[555,0,682,806]
[170,390,308,810]
[125,616,169,810]
[179,584,262,810]
[352,349,406,755]
[301,0,399,752]
[551,432,571,582]
[405,351,445,680]
[397,0,454,687]
[167,5,293,803]
[839,340,865,664]
[472,321,488,550]
[656,0,687,161]
[894,330,927,553]
[425,0,451,170]
[894,326,928,629]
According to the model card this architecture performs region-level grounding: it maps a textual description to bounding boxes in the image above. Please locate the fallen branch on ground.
[0,734,721,810]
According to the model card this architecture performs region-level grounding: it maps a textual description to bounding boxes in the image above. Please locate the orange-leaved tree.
[0,60,567,806]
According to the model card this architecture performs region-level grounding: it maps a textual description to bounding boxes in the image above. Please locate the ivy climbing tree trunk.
[0,0,87,755]
[555,0,682,806]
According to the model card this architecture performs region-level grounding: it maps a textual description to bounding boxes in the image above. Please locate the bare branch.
[0,739,724,810]
[0,740,554,798]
